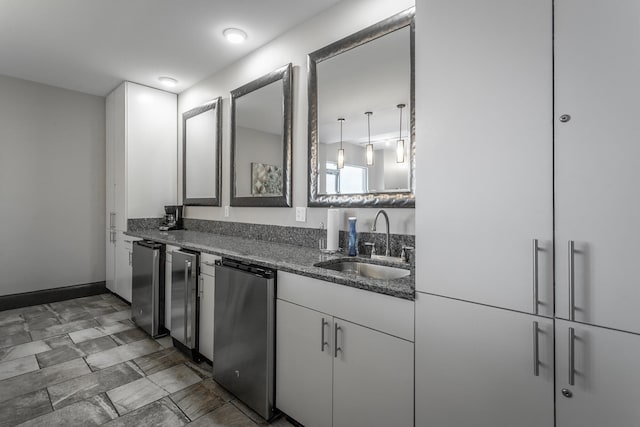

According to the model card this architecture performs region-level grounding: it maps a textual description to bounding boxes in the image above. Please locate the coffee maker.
[159,205,183,231]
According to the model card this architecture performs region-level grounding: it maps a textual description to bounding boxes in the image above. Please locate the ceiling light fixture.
[223,28,247,44]
[337,117,345,169]
[396,103,406,163]
[365,111,374,166]
[158,76,178,88]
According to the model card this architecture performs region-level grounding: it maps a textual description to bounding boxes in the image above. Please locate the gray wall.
[178,0,415,235]
[0,74,105,296]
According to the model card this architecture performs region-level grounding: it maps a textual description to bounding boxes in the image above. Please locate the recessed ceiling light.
[158,76,178,88]
[223,28,247,44]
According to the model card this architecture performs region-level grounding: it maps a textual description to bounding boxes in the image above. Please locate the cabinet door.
[111,84,127,231]
[556,320,640,426]
[105,230,116,293]
[415,293,554,427]
[275,300,332,427]
[555,0,640,333]
[333,319,413,427]
[105,91,116,228]
[198,273,214,361]
[415,0,553,315]
[114,232,134,302]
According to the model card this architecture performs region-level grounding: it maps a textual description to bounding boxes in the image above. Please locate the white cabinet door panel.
[114,231,133,302]
[555,0,640,333]
[111,84,127,232]
[199,273,214,361]
[415,293,554,427]
[333,319,413,427]
[105,230,115,293]
[275,300,332,427]
[416,0,553,315]
[556,320,640,427]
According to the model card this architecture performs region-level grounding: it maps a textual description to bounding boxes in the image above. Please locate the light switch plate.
[295,207,307,222]
[224,206,230,217]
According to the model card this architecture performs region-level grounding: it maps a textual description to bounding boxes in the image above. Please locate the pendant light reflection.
[365,111,374,166]
[337,117,345,169]
[396,103,406,163]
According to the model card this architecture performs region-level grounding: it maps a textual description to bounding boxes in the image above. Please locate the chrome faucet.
[371,209,390,257]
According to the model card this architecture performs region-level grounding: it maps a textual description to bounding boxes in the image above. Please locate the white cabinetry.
[555,0,640,334]
[555,320,640,427]
[198,253,219,361]
[164,245,180,330]
[416,294,554,427]
[416,0,553,316]
[113,232,141,303]
[276,272,413,427]
[105,81,177,301]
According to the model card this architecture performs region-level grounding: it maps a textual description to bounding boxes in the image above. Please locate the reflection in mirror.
[183,97,222,206]
[308,8,415,207]
[230,63,292,207]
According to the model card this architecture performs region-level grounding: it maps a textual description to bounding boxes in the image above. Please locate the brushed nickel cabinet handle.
[568,241,575,321]
[533,321,540,377]
[321,318,329,352]
[532,239,540,314]
[569,327,576,386]
[334,322,341,358]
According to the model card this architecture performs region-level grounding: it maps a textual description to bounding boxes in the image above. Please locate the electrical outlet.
[224,206,230,217]
[295,207,307,222]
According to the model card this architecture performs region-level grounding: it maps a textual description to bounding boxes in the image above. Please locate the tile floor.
[0,293,296,427]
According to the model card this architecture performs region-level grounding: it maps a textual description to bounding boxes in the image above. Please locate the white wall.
[178,0,415,234]
[0,74,105,296]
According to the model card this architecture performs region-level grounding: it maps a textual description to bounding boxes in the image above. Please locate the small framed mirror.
[183,97,222,206]
[308,8,415,207]
[230,63,293,207]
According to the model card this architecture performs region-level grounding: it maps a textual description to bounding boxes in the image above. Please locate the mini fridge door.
[171,250,199,352]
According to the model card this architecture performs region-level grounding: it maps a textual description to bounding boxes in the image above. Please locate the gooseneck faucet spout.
[371,209,390,257]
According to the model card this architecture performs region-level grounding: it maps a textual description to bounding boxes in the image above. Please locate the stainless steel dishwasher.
[213,259,276,421]
[131,241,167,338]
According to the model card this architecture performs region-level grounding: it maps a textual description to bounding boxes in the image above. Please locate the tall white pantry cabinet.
[416,0,640,426]
[105,82,177,302]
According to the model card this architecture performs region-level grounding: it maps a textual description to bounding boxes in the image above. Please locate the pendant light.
[365,111,374,166]
[337,117,345,169]
[396,103,406,163]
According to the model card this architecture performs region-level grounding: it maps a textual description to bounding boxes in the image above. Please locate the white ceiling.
[0,0,342,96]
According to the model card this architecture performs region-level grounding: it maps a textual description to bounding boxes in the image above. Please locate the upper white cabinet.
[105,81,176,301]
[555,0,640,334]
[105,81,177,231]
[416,0,554,316]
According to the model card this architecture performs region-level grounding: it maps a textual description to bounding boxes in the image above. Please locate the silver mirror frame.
[230,63,293,207]
[307,8,415,208]
[182,97,222,206]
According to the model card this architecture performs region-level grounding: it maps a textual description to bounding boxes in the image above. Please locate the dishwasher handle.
[218,259,275,279]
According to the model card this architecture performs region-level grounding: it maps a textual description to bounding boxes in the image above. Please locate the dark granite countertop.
[125,229,415,301]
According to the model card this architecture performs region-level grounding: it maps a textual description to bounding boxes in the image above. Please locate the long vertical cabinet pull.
[532,239,540,314]
[568,240,576,320]
[321,318,329,352]
[184,260,191,345]
[532,321,540,376]
[568,327,576,386]
[334,322,341,358]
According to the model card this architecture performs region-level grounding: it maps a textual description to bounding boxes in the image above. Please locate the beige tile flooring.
[0,293,296,426]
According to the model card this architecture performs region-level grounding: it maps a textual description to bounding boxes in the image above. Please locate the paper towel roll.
[326,209,340,251]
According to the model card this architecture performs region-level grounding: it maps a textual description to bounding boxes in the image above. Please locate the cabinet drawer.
[200,252,220,277]
[277,271,414,341]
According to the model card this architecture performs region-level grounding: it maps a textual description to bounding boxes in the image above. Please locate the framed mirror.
[230,63,293,207]
[308,8,415,207]
[183,97,222,206]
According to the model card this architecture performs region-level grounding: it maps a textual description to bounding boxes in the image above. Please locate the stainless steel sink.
[317,260,410,280]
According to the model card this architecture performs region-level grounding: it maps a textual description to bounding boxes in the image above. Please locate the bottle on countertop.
[348,217,358,256]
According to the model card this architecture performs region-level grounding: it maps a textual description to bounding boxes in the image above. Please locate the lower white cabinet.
[555,319,640,427]
[276,272,414,427]
[198,253,219,361]
[106,229,116,293]
[113,231,140,302]
[415,293,554,427]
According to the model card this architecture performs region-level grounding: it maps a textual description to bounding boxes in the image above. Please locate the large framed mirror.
[308,8,415,207]
[183,97,222,206]
[230,63,293,207]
